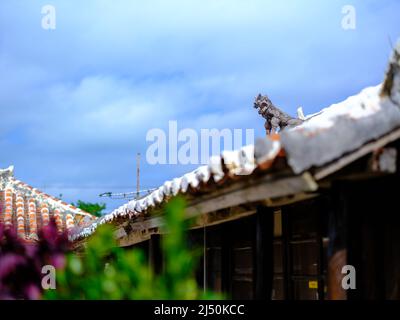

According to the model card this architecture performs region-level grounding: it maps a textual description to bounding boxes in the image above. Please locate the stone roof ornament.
[253,94,304,135]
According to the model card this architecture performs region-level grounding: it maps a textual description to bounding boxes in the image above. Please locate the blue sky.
[0,1,399,212]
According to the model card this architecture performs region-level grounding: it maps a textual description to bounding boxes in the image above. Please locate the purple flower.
[0,219,69,299]
[24,284,41,300]
[0,253,25,279]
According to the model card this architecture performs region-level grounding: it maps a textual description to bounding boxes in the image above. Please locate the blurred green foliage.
[72,200,106,217]
[45,197,221,299]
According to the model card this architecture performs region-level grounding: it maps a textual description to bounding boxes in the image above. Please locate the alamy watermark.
[341,265,356,290]
[41,265,56,290]
[341,5,356,30]
[41,5,56,30]
[146,121,254,165]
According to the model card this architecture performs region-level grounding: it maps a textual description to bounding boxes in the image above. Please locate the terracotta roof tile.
[0,166,96,243]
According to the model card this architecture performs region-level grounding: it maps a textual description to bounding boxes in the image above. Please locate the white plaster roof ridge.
[0,165,14,177]
[254,138,281,165]
[292,84,382,132]
[71,145,259,241]
[221,144,256,176]
[208,155,224,182]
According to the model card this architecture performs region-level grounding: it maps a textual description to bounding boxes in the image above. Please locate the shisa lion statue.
[254,94,304,135]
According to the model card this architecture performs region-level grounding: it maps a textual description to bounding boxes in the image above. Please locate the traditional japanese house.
[0,166,94,242]
[72,44,400,300]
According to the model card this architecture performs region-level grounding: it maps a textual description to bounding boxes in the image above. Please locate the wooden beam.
[117,227,157,247]
[263,192,319,207]
[315,128,400,181]
[190,209,256,230]
[186,172,318,217]
[116,173,318,247]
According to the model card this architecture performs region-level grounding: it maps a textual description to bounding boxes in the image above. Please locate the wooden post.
[327,182,348,300]
[254,205,274,300]
[221,223,232,296]
[149,234,163,274]
[281,207,292,300]
[327,249,347,300]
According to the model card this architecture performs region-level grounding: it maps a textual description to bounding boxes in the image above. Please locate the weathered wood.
[221,224,232,295]
[186,172,317,217]
[263,192,319,207]
[326,182,348,300]
[254,205,274,300]
[190,209,256,230]
[149,234,163,274]
[327,249,347,300]
[116,173,318,247]
[369,147,397,173]
[117,226,158,247]
[314,128,400,181]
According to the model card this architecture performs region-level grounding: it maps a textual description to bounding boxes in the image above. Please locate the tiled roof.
[0,166,95,242]
[280,84,400,174]
[71,44,400,241]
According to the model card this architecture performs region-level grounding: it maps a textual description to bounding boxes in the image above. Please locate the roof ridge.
[0,165,14,178]
[0,166,95,220]
[8,177,94,218]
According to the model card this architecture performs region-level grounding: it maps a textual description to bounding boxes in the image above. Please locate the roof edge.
[0,165,14,176]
